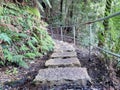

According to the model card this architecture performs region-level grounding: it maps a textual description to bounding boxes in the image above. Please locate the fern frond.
[0,33,11,44]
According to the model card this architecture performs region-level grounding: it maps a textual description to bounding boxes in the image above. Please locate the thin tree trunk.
[98,0,112,47]
[60,0,63,23]
[70,0,73,18]
[103,0,112,31]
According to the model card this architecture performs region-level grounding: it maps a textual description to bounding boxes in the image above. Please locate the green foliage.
[24,53,36,59]
[0,33,11,44]
[5,67,18,75]
[27,7,41,19]
[43,0,52,8]
[13,55,28,68]
[101,0,120,54]
[93,0,120,67]
[0,2,54,68]
[117,59,120,68]
[0,6,3,14]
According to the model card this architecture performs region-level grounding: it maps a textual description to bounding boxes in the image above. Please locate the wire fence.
[48,26,76,44]
[48,11,120,60]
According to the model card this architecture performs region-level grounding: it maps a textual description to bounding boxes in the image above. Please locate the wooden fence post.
[89,24,92,60]
[73,26,76,45]
[51,27,53,38]
[60,26,63,41]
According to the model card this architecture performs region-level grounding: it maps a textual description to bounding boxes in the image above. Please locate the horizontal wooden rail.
[49,11,120,27]
[83,11,120,25]
[48,11,120,58]
[96,47,120,58]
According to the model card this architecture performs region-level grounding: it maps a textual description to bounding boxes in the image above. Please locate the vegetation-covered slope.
[0,1,54,68]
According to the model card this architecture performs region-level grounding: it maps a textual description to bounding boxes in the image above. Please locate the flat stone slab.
[45,58,80,67]
[54,46,75,51]
[51,52,77,58]
[34,67,91,86]
[54,48,75,52]
[54,43,74,47]
[54,41,74,48]
[54,40,75,52]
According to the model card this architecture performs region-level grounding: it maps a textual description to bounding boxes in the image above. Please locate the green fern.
[24,53,36,59]
[3,49,13,62]
[12,55,28,68]
[27,7,41,19]
[0,33,11,44]
[0,2,54,68]
[20,45,29,51]
[0,6,3,15]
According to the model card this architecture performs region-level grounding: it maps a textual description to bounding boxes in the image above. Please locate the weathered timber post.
[60,26,63,41]
[73,26,76,45]
[89,24,92,61]
[50,27,53,38]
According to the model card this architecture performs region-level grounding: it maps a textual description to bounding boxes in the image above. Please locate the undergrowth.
[0,2,54,68]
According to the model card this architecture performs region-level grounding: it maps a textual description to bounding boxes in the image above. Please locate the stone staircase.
[34,40,91,86]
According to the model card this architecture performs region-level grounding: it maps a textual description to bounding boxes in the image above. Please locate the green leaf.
[27,40,36,51]
[0,33,11,44]
[43,0,52,8]
[27,7,41,19]
[3,49,13,61]
[36,0,44,12]
[31,37,38,44]
[0,61,4,66]
[17,33,28,38]
[0,6,3,15]
[12,55,28,68]
[20,45,29,51]
[24,53,36,59]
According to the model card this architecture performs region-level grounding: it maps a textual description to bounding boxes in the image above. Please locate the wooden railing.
[48,11,120,59]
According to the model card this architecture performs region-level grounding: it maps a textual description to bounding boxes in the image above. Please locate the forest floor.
[0,45,120,90]
[76,47,120,90]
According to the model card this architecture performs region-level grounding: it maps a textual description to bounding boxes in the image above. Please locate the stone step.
[34,67,91,86]
[54,45,74,48]
[54,43,73,46]
[45,58,80,67]
[54,41,74,48]
[54,45,74,49]
[54,40,71,45]
[51,52,77,58]
[54,47,75,52]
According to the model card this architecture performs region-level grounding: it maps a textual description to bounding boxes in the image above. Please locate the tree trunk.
[103,0,112,31]
[70,0,73,18]
[98,0,112,47]
[60,0,63,23]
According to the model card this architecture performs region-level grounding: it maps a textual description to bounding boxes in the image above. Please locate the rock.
[54,40,75,52]
[54,47,75,52]
[34,40,91,87]
[30,61,35,64]
[45,58,80,67]
[51,52,77,58]
[34,67,91,86]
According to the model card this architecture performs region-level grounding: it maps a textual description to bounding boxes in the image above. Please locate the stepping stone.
[54,41,74,47]
[51,52,77,58]
[54,47,75,52]
[54,44,74,49]
[45,58,80,67]
[34,67,91,86]
[54,44,75,52]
